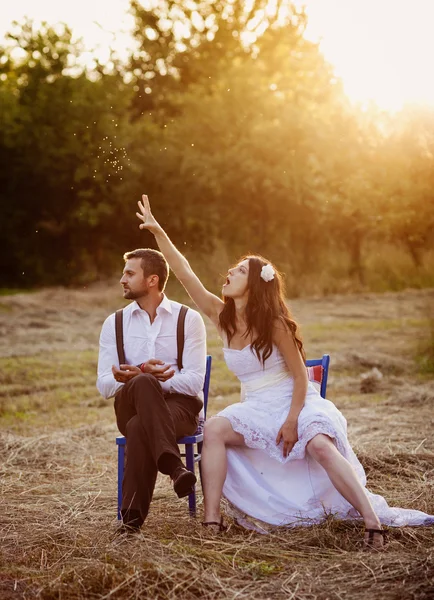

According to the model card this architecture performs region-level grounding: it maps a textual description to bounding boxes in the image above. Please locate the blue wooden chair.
[116,355,212,518]
[116,353,330,519]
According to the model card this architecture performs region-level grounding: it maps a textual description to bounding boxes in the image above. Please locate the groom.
[97,248,207,531]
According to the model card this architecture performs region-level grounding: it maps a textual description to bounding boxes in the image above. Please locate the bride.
[136,195,433,549]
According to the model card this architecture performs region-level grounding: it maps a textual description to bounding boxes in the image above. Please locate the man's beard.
[123,287,149,300]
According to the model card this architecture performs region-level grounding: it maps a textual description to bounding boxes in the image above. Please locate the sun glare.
[2,0,434,111]
[304,0,434,111]
[1,0,134,64]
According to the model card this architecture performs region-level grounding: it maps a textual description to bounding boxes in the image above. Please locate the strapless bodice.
[223,344,289,384]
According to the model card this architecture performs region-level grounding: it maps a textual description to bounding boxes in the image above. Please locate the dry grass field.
[1,282,433,599]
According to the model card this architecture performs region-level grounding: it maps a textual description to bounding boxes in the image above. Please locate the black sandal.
[364,528,387,550]
[201,516,228,532]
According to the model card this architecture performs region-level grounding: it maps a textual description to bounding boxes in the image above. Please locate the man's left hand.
[112,364,142,383]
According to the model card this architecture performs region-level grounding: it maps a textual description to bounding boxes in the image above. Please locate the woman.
[136,195,433,549]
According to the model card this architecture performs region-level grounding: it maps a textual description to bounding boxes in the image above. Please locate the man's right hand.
[141,358,175,382]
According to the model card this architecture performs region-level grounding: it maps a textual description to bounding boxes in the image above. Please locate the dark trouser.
[114,373,202,524]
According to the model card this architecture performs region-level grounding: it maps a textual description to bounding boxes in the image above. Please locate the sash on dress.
[243,370,290,394]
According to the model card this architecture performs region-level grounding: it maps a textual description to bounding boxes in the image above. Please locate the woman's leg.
[202,417,245,523]
[307,434,384,548]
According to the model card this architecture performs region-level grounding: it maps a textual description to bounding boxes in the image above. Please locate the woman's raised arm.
[136,195,223,326]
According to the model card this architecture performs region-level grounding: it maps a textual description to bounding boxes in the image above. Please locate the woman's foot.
[364,528,386,551]
[201,515,228,534]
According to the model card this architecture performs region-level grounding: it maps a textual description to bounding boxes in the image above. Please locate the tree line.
[1,0,433,294]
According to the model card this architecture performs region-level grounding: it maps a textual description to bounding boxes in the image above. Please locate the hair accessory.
[260,264,275,282]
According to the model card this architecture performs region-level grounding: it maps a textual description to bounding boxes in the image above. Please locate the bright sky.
[2,0,434,111]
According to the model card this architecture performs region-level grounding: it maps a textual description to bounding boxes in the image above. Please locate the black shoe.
[120,509,143,533]
[118,523,141,536]
[171,467,196,498]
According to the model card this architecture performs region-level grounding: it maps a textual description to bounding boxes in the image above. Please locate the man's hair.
[123,248,169,291]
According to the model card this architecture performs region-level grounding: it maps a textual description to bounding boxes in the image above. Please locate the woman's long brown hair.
[219,255,305,364]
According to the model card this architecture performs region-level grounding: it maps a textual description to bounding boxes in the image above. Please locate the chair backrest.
[305,354,330,398]
[202,355,212,419]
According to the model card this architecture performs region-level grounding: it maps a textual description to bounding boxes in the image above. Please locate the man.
[97,248,206,531]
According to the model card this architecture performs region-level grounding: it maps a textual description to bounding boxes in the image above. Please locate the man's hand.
[112,359,175,384]
[276,419,299,458]
[140,359,175,382]
[112,364,142,383]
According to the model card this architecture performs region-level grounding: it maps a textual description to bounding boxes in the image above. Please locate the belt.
[243,370,290,394]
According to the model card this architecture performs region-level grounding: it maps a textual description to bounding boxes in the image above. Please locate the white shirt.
[97,295,207,399]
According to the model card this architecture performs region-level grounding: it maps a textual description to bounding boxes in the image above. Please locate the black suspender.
[176,305,188,371]
[114,305,189,370]
[115,309,126,366]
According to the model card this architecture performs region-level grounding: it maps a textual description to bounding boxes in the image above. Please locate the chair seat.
[117,433,204,445]
[177,433,203,444]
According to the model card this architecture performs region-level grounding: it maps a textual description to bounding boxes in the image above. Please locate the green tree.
[379,107,434,267]
[124,5,349,292]
[0,20,133,285]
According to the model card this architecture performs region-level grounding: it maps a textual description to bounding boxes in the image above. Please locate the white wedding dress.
[214,344,434,532]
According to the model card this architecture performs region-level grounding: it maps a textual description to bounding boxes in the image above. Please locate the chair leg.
[197,440,203,492]
[117,443,125,520]
[184,443,196,517]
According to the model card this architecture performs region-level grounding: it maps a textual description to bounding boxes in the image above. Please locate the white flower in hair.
[260,264,275,282]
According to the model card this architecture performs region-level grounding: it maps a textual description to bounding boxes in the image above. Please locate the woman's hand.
[134,192,224,325]
[136,194,161,233]
[276,419,299,458]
